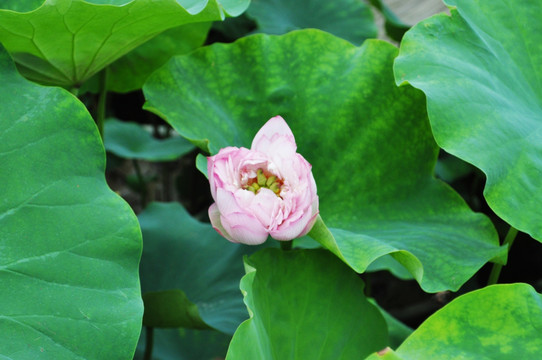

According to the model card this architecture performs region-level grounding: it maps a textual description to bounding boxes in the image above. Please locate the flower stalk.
[487,226,518,285]
[280,240,293,251]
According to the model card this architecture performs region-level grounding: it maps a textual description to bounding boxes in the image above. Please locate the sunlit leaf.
[368,284,542,359]
[0,0,249,87]
[394,0,542,242]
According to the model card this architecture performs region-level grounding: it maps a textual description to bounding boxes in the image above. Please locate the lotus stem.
[487,226,518,285]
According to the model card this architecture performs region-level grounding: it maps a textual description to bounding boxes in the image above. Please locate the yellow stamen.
[269,183,280,194]
[245,168,282,196]
[266,176,277,187]
[257,169,267,186]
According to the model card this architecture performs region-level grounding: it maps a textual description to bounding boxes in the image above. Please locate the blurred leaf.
[211,13,257,43]
[143,30,504,292]
[368,0,410,41]
[434,153,475,183]
[0,0,44,11]
[368,284,542,359]
[226,248,388,359]
[138,202,271,334]
[134,327,231,360]
[0,0,249,87]
[395,0,542,242]
[104,118,194,161]
[246,0,376,45]
[142,290,211,329]
[0,44,142,358]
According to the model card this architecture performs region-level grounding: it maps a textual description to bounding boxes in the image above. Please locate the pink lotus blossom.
[207,116,319,245]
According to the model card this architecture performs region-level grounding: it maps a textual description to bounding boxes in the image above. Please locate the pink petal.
[208,203,237,243]
[297,200,320,238]
[248,188,283,229]
[270,208,311,240]
[270,194,319,240]
[215,187,244,215]
[214,188,269,245]
[251,116,297,155]
[221,212,269,245]
[208,146,243,199]
[265,136,298,165]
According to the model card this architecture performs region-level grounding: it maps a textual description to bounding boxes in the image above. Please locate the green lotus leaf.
[226,248,388,359]
[138,202,271,334]
[0,0,249,87]
[367,255,414,280]
[367,284,542,359]
[82,22,212,93]
[394,0,542,242]
[143,30,505,292]
[0,45,142,358]
[104,118,194,161]
[246,0,376,45]
[134,327,231,360]
[109,21,211,93]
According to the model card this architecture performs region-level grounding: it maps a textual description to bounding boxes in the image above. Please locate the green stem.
[133,159,147,207]
[280,240,293,251]
[96,68,108,140]
[143,326,154,360]
[487,226,518,285]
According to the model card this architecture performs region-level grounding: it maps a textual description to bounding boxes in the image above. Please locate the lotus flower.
[207,116,319,245]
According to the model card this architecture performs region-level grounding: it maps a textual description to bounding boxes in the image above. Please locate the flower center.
[244,168,282,195]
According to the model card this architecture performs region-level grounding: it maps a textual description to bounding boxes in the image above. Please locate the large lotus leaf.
[226,248,387,359]
[138,202,271,334]
[143,30,504,292]
[0,0,249,87]
[246,0,376,45]
[104,118,194,161]
[394,0,542,242]
[368,283,542,359]
[0,45,142,358]
[82,22,212,93]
